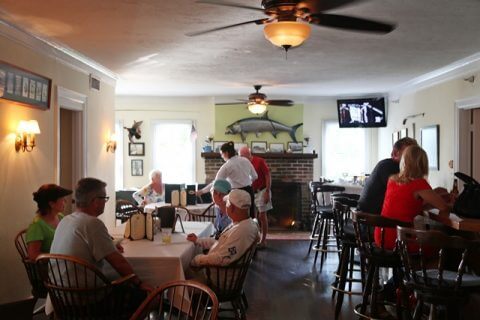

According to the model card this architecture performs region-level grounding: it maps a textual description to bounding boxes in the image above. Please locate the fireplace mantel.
[201,152,317,159]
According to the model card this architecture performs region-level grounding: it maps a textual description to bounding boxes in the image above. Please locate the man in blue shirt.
[211,179,232,237]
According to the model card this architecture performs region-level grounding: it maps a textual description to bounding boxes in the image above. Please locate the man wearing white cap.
[187,189,259,266]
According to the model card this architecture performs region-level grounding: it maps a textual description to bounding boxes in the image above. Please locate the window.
[152,120,195,184]
[322,120,370,180]
[114,120,124,190]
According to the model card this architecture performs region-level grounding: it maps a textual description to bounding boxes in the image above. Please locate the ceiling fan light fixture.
[263,21,311,49]
[247,102,267,115]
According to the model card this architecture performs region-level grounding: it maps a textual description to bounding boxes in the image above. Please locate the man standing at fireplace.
[239,146,272,248]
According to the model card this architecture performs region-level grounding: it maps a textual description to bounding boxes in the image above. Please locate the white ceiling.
[1,0,480,99]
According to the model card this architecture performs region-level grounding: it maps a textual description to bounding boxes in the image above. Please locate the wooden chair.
[130,280,219,320]
[14,229,48,314]
[116,200,142,223]
[36,253,139,320]
[397,227,480,320]
[352,212,412,320]
[187,203,216,223]
[199,242,257,319]
[0,296,36,320]
[330,196,364,319]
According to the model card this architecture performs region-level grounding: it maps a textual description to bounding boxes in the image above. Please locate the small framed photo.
[213,141,227,153]
[251,141,267,153]
[269,143,284,153]
[129,142,145,156]
[288,141,303,153]
[234,142,248,153]
[131,159,143,176]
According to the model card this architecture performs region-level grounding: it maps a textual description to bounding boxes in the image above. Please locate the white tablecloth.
[108,221,214,287]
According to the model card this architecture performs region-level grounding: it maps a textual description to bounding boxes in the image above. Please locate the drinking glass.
[162,228,172,244]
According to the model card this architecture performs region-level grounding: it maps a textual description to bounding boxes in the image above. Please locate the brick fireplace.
[201,152,317,230]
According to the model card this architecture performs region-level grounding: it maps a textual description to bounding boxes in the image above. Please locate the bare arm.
[27,241,42,261]
[416,189,450,217]
[196,183,212,196]
[105,251,152,291]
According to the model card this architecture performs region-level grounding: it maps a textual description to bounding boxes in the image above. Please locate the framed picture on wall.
[287,141,303,153]
[131,159,143,176]
[129,142,145,156]
[269,143,284,153]
[213,141,226,153]
[234,142,248,153]
[0,60,51,109]
[251,141,267,153]
[421,125,439,170]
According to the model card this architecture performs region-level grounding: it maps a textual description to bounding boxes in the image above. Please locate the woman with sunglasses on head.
[26,184,72,260]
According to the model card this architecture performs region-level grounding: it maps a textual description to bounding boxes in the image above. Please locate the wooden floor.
[244,239,362,320]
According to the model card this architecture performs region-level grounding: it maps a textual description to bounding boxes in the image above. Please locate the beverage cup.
[162,228,172,244]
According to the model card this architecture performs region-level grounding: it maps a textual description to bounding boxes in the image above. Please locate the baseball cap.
[33,184,73,204]
[212,179,231,194]
[223,189,251,210]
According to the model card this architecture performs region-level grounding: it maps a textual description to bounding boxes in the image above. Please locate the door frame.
[454,95,480,176]
[56,86,88,184]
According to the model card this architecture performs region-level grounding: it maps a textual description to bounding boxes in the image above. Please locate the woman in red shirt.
[375,145,450,250]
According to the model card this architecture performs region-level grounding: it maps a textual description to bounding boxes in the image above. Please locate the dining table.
[427,209,480,233]
[108,220,214,287]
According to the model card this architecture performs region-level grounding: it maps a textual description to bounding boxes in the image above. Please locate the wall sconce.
[15,120,41,152]
[106,133,117,153]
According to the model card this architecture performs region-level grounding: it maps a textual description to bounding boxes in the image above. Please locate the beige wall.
[380,73,480,188]
[115,96,215,188]
[0,35,116,303]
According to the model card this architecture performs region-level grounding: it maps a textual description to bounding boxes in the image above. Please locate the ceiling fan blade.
[309,13,395,34]
[186,18,269,37]
[299,0,364,12]
[196,0,263,11]
[215,102,247,106]
[266,100,295,107]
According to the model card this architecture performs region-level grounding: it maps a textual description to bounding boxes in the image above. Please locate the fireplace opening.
[268,182,303,230]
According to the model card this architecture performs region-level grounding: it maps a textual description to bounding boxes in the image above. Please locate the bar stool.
[309,184,346,271]
[352,212,411,320]
[330,195,364,319]
[397,226,480,320]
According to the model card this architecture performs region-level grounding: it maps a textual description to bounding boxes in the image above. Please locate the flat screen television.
[337,97,387,128]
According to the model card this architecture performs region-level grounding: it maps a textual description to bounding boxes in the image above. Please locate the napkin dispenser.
[124,211,154,241]
[186,184,197,205]
[157,206,185,233]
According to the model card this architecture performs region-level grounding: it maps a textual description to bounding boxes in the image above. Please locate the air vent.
[89,75,100,90]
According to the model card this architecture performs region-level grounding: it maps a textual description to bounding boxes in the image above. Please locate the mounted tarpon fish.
[225,112,303,142]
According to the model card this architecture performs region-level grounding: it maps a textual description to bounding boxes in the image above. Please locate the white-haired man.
[187,189,259,266]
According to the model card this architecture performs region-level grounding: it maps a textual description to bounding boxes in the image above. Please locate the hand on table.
[186,233,197,243]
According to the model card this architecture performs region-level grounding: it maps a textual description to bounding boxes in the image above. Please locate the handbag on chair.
[453,172,480,218]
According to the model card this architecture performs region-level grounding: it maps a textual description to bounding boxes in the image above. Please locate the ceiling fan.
[216,85,294,114]
[187,0,396,51]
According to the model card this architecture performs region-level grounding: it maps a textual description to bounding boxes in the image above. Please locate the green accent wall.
[214,104,304,150]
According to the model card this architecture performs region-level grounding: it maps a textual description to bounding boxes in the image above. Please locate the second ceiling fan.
[216,85,294,114]
[188,0,396,51]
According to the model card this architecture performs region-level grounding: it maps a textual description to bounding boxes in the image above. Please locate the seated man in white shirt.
[187,189,259,266]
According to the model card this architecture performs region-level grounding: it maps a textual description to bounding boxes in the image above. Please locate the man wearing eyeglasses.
[50,178,152,299]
